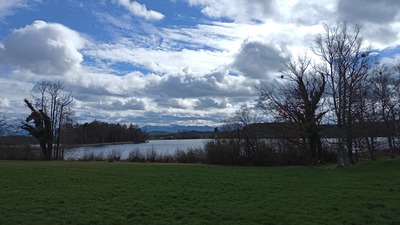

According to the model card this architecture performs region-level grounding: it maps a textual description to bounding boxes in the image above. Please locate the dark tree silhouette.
[312,21,373,166]
[258,56,327,164]
[21,99,53,160]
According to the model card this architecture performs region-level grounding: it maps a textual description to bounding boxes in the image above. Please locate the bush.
[106,149,123,162]
[127,148,146,162]
[204,138,337,166]
[146,147,157,162]
[204,140,245,165]
[0,146,42,160]
[175,147,206,163]
[79,151,103,161]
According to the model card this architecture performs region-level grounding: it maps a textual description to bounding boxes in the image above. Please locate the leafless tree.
[355,81,378,160]
[311,21,373,166]
[258,56,327,164]
[27,81,73,159]
[22,99,53,160]
[221,105,260,162]
[370,65,400,158]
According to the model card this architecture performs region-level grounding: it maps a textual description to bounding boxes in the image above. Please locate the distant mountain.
[142,124,215,133]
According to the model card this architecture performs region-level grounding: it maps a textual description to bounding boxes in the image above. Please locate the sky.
[0,0,400,127]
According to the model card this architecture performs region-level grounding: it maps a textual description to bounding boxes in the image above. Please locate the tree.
[312,21,373,166]
[370,65,400,158]
[61,120,147,145]
[222,105,260,163]
[22,99,53,160]
[23,81,73,160]
[258,56,327,164]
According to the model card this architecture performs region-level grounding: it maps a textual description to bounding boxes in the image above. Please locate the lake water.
[64,139,210,160]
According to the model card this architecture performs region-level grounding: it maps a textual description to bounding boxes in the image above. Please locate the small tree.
[22,81,73,160]
[22,99,53,160]
[222,105,260,163]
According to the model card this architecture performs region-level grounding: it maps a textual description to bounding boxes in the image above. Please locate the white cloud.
[0,97,9,107]
[84,38,231,75]
[94,12,134,31]
[0,0,31,19]
[187,0,275,22]
[187,0,337,25]
[0,20,86,76]
[113,0,164,21]
[2,1,400,126]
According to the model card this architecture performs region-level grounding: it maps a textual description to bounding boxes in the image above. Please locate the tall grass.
[125,146,206,163]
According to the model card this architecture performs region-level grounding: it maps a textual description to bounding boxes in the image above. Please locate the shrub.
[127,148,146,162]
[146,146,158,162]
[175,147,206,163]
[79,151,104,161]
[106,149,123,162]
[204,138,337,166]
[0,146,42,160]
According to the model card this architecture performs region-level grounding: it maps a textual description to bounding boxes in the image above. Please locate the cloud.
[0,0,32,19]
[287,1,335,25]
[84,38,231,75]
[337,0,400,24]
[0,97,9,108]
[94,12,134,31]
[4,1,400,127]
[113,0,164,21]
[0,20,86,76]
[334,0,400,49]
[187,0,275,22]
[195,97,228,109]
[232,41,284,79]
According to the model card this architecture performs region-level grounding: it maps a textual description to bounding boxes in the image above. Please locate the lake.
[64,139,210,160]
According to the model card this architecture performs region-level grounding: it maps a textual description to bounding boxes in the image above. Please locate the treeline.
[63,120,147,145]
[149,130,213,140]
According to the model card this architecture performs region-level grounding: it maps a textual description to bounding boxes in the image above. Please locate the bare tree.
[258,56,327,164]
[355,81,378,160]
[312,21,373,166]
[26,81,73,159]
[221,105,260,163]
[22,99,53,160]
[370,65,400,158]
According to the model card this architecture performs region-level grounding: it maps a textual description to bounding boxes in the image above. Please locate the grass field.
[0,159,399,225]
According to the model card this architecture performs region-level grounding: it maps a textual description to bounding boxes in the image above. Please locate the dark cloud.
[232,41,283,79]
[195,97,228,109]
[362,24,399,44]
[336,0,400,46]
[337,0,400,24]
[109,98,146,111]
[150,71,254,99]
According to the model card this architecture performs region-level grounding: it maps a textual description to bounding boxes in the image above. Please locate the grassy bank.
[0,159,399,225]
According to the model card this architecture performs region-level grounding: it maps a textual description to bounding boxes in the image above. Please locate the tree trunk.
[337,136,347,167]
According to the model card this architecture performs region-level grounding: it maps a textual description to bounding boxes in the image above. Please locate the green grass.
[0,160,399,225]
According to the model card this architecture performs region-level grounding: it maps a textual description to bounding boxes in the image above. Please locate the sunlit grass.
[0,159,399,225]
